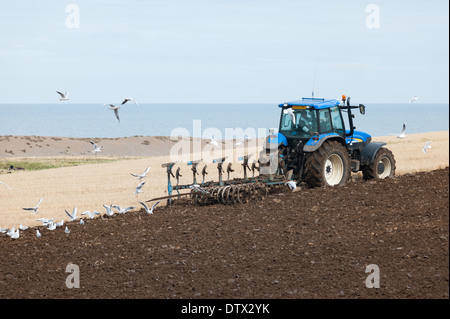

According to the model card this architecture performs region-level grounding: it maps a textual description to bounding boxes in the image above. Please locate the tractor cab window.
[280,108,317,138]
[330,106,345,136]
[319,109,333,133]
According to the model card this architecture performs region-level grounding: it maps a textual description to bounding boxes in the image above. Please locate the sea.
[0,103,448,139]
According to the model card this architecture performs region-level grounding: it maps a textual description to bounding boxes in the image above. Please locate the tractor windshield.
[279,108,318,138]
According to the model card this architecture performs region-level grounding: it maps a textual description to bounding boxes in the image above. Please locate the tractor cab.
[278,98,346,142]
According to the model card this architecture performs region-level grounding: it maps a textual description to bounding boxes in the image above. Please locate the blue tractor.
[259,96,396,187]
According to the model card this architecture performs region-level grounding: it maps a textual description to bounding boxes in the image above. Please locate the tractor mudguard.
[360,142,387,166]
[267,132,288,147]
[303,133,345,153]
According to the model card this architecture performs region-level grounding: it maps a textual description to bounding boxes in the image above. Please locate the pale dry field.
[0,131,448,229]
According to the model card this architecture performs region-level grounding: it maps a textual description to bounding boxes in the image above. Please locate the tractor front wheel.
[362,147,396,180]
[304,140,351,188]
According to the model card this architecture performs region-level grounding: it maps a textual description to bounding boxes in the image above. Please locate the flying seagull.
[139,200,160,215]
[134,181,146,196]
[208,135,219,148]
[423,141,432,153]
[105,104,120,122]
[57,91,69,101]
[286,181,297,191]
[22,198,43,214]
[409,96,418,104]
[121,98,139,106]
[283,108,296,125]
[397,123,406,139]
[90,141,103,154]
[0,182,11,189]
[65,207,77,221]
[233,141,243,149]
[130,166,151,181]
[112,205,135,214]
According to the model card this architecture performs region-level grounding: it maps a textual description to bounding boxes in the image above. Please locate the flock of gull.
[0,94,436,239]
[1,164,160,240]
[57,90,139,123]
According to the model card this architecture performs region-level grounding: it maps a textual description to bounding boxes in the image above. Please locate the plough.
[148,154,288,206]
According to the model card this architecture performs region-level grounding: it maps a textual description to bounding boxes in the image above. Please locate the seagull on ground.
[112,205,135,214]
[6,228,15,236]
[283,108,296,125]
[103,204,114,216]
[65,207,77,221]
[121,98,139,106]
[0,228,8,233]
[105,104,120,123]
[423,141,432,153]
[134,181,146,196]
[65,226,70,234]
[8,229,19,239]
[189,184,209,194]
[37,218,54,226]
[19,224,29,230]
[22,198,43,214]
[409,96,418,103]
[0,182,11,189]
[397,123,407,139]
[36,229,42,238]
[47,222,56,231]
[286,181,297,191]
[81,211,100,219]
[80,219,85,225]
[208,135,219,148]
[57,91,70,101]
[90,141,103,154]
[130,166,151,181]
[55,220,64,227]
[139,201,160,215]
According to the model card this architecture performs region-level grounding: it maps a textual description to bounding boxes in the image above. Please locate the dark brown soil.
[1,168,448,299]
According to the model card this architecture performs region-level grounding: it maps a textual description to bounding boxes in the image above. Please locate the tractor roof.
[278,98,340,110]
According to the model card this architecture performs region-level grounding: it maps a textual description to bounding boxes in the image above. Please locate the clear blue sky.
[0,0,448,104]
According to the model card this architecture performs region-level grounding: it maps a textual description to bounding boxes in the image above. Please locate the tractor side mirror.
[359,104,366,115]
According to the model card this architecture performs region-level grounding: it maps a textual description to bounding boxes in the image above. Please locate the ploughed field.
[1,168,448,299]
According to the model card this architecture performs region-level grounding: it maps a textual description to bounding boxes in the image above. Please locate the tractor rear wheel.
[362,147,396,180]
[304,140,351,188]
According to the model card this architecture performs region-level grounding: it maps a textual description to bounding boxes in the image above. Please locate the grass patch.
[0,157,132,173]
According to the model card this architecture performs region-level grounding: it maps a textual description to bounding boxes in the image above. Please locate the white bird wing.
[56,91,65,98]
[139,201,149,212]
[114,108,120,122]
[35,198,43,208]
[0,182,11,189]
[64,209,75,219]
[143,166,151,175]
[401,123,406,134]
[151,200,161,211]
[136,181,146,190]
[287,109,296,125]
